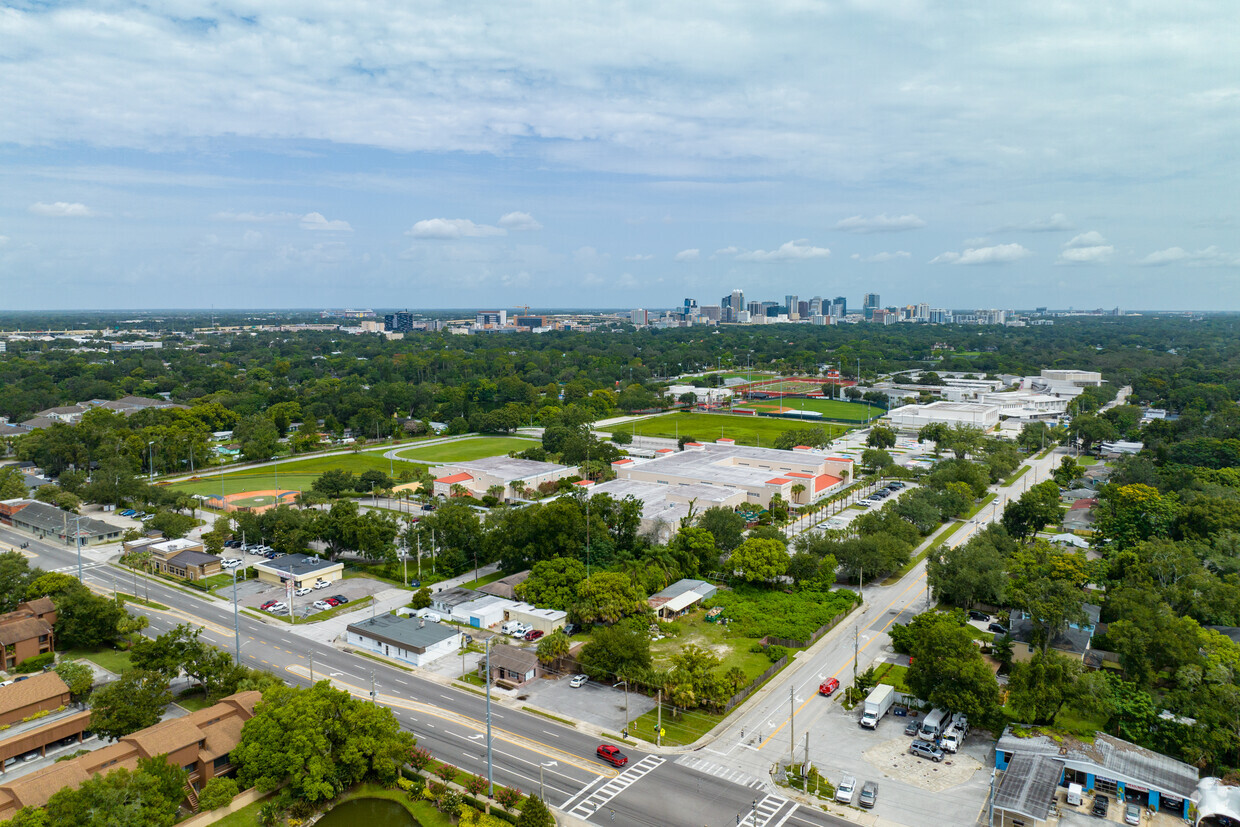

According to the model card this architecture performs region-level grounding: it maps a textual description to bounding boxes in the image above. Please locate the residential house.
[0,598,56,670]
[478,570,530,600]
[0,673,91,774]
[1008,603,1101,663]
[0,690,260,819]
[1062,499,1097,532]
[485,646,543,688]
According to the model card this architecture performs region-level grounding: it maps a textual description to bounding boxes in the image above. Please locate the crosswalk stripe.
[567,755,665,817]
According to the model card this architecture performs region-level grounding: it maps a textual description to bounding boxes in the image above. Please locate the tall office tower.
[797,301,809,319]
[383,313,395,332]
[762,302,781,318]
[747,301,763,318]
[731,289,744,322]
[863,293,881,320]
[929,308,950,324]
[915,303,930,322]
[833,296,848,317]
[683,298,699,318]
[808,296,823,316]
[785,294,798,316]
[630,309,648,325]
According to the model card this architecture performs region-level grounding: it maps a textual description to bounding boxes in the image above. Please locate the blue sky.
[1,1,1238,311]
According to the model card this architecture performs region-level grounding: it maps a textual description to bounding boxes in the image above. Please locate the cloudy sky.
[2,1,1237,311]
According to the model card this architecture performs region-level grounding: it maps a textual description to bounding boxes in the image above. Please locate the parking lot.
[516,672,656,733]
[217,558,393,620]
[797,692,993,827]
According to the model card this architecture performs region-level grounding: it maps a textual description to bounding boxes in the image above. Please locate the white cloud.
[833,214,926,233]
[211,211,298,223]
[0,236,9,247]
[1057,231,1113,264]
[29,201,95,217]
[1064,231,1107,248]
[931,243,1032,265]
[497,211,542,231]
[406,218,505,239]
[851,250,911,263]
[734,240,830,262]
[996,213,1075,232]
[300,212,353,232]
[1138,246,1240,267]
[624,253,653,261]
[713,247,741,257]
[674,248,700,261]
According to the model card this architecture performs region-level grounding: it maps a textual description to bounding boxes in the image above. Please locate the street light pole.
[485,638,494,796]
[232,565,241,664]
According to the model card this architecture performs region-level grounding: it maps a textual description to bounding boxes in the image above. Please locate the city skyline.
[2,3,1238,310]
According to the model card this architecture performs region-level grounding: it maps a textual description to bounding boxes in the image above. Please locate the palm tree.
[790,483,806,505]
[536,630,570,670]
[486,484,505,501]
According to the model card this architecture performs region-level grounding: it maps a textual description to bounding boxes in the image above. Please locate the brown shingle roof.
[0,617,52,647]
[21,597,55,616]
[489,646,538,673]
[122,716,204,758]
[198,715,245,760]
[0,761,91,809]
[0,672,67,717]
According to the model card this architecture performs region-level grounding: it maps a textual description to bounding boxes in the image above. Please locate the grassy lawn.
[628,705,723,746]
[875,662,910,692]
[62,646,132,674]
[1002,465,1030,487]
[173,689,215,712]
[649,610,772,682]
[209,784,454,827]
[394,436,538,463]
[966,492,997,518]
[599,412,850,448]
[744,397,875,422]
[168,453,427,496]
[1077,456,1099,466]
[209,796,268,827]
[458,570,507,589]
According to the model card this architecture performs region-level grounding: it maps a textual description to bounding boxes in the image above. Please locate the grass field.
[168,452,427,496]
[63,647,132,675]
[394,436,538,463]
[743,397,875,422]
[600,412,850,448]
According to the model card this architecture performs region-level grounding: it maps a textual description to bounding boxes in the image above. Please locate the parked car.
[313,580,330,589]
[259,600,277,610]
[818,678,840,696]
[563,623,580,636]
[524,629,544,642]
[324,597,341,607]
[222,558,240,569]
[903,720,920,736]
[968,610,990,622]
[1092,794,1110,818]
[988,622,1009,636]
[1124,802,1140,825]
[120,509,136,517]
[508,624,530,638]
[834,775,856,804]
[313,600,332,611]
[266,602,287,613]
[409,579,421,588]
[859,781,878,809]
[596,745,628,767]
[330,594,349,604]
[569,674,588,688]
[294,587,312,597]
[909,740,945,762]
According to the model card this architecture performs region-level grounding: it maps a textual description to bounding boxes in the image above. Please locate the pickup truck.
[596,744,628,767]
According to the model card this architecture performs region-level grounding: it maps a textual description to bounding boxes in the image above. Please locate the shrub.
[437,789,462,814]
[765,645,788,663]
[15,653,54,673]
[495,786,522,811]
[198,776,239,810]
[408,745,432,773]
[465,774,489,797]
[433,763,458,785]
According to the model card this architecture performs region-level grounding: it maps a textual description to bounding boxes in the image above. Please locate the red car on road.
[524,629,544,642]
[596,744,628,767]
[819,678,840,696]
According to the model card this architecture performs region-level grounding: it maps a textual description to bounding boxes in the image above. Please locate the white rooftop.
[617,442,849,489]
[438,456,573,481]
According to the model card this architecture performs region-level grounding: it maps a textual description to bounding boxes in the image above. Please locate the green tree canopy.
[89,670,172,740]
[728,537,789,584]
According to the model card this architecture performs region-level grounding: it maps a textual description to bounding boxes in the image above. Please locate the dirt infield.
[205,489,299,514]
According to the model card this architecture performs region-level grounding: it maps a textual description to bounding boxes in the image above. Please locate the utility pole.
[804,732,809,775]
[485,638,494,795]
[74,516,82,580]
[789,687,796,762]
[309,653,314,683]
[232,566,241,665]
[656,689,662,747]
[853,626,859,685]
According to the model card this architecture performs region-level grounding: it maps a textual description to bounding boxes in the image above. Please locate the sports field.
[600,412,850,447]
[169,452,427,497]
[743,398,875,422]
[394,436,538,463]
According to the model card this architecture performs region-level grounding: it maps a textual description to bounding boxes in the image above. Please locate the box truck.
[859,684,895,728]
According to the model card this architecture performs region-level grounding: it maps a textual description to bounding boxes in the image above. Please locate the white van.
[918,708,949,741]
[500,620,524,636]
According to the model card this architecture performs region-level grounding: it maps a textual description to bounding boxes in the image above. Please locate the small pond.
[315,797,418,827]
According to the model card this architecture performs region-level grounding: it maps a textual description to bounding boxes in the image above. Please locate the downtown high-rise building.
[721,289,744,322]
[863,293,881,320]
[784,294,798,316]
[832,296,847,317]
